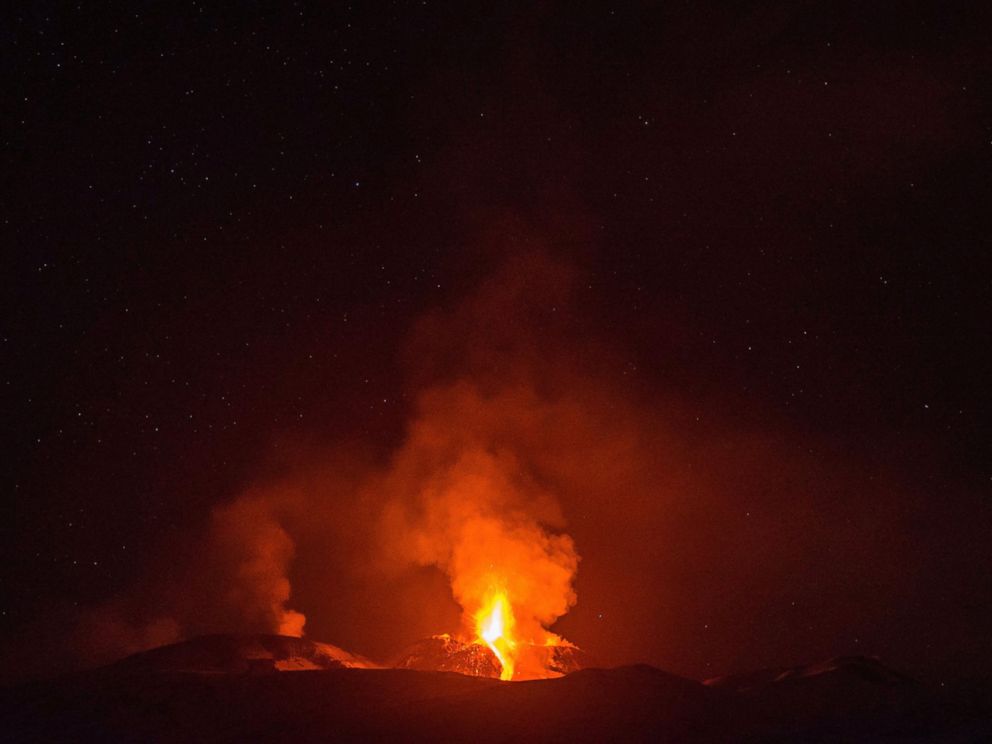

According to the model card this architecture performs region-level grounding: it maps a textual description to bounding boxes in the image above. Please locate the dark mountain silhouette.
[2,635,989,742]
[106,633,377,675]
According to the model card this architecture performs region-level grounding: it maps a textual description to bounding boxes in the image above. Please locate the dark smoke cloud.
[48,250,988,682]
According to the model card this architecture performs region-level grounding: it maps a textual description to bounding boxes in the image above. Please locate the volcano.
[104,633,378,674]
[393,634,503,678]
[3,634,990,742]
[393,634,592,679]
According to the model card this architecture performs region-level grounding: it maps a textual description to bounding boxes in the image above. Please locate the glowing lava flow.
[475,590,516,680]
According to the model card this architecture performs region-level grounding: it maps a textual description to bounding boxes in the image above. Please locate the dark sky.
[2,2,991,684]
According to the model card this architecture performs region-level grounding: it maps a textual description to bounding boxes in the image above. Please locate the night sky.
[3,2,991,685]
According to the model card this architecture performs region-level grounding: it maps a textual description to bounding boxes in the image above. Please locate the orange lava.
[474,589,516,680]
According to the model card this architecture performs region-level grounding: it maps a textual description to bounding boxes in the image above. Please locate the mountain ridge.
[2,634,989,742]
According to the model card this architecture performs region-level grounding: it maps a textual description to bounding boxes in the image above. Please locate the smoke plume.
[209,496,307,637]
[379,383,581,645]
[45,248,971,685]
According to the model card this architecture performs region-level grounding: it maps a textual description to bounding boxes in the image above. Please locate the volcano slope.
[2,635,990,742]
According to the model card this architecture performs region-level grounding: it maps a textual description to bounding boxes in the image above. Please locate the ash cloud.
[207,496,306,637]
[68,492,306,668]
[378,385,581,645]
[66,252,591,664]
[50,248,979,682]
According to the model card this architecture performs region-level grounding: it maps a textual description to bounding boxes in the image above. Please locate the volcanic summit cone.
[106,633,378,675]
[392,634,593,680]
